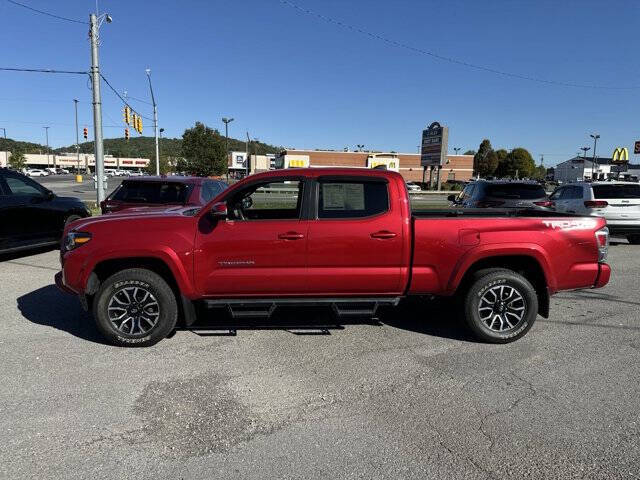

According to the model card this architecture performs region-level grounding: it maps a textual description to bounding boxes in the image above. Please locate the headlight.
[64,232,92,251]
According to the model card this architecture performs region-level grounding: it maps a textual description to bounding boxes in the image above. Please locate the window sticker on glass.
[322,183,365,210]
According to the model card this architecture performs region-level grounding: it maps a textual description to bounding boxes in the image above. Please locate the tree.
[145,156,172,175]
[8,148,26,170]
[495,147,535,179]
[473,139,498,177]
[181,122,227,176]
[531,165,547,181]
[463,150,476,155]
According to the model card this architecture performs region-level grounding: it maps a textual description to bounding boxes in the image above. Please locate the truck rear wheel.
[92,268,178,347]
[463,268,538,343]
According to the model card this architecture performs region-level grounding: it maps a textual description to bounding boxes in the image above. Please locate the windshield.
[112,181,193,204]
[485,183,546,199]
[592,184,640,199]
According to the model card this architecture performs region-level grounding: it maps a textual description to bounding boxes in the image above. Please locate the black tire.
[64,214,82,226]
[462,268,538,343]
[92,268,177,347]
[627,234,640,245]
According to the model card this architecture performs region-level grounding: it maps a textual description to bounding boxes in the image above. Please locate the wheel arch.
[87,256,197,326]
[453,254,550,318]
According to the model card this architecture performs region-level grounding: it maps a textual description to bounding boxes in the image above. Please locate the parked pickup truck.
[55,168,611,347]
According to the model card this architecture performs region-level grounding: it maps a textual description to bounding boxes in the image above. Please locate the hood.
[67,205,200,232]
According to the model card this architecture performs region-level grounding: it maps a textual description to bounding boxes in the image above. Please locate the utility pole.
[145,68,160,175]
[0,128,6,167]
[89,12,111,203]
[90,13,105,202]
[245,132,250,177]
[73,99,80,173]
[43,126,50,168]
[222,117,234,180]
[590,134,600,181]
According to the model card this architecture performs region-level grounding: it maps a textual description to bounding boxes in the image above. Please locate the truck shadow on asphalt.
[18,286,472,345]
[16,285,110,345]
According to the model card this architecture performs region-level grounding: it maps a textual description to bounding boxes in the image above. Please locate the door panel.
[307,179,404,295]
[194,178,309,297]
[194,219,308,296]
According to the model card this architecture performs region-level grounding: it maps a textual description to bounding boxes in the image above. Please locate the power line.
[126,95,153,106]
[99,73,155,121]
[0,67,88,75]
[279,0,640,90]
[5,0,87,24]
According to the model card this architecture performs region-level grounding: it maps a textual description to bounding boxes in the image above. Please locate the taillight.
[534,201,555,208]
[474,200,505,208]
[595,226,609,262]
[584,200,608,208]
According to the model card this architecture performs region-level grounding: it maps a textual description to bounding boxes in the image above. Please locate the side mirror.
[46,190,55,200]
[447,194,457,202]
[209,201,227,219]
[241,196,253,210]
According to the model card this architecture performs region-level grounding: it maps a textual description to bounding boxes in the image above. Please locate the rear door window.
[592,184,640,199]
[4,174,45,196]
[112,181,192,204]
[200,181,227,203]
[318,180,388,219]
[485,183,546,199]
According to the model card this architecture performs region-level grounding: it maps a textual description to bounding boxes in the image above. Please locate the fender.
[80,246,196,297]
[446,242,556,295]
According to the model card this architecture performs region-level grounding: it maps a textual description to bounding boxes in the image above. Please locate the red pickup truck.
[56,168,611,347]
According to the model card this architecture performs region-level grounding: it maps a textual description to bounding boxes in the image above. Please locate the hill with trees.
[54,134,283,159]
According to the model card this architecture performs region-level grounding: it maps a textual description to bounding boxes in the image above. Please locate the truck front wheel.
[463,268,538,343]
[93,268,178,347]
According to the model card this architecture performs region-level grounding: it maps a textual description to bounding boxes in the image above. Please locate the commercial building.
[273,149,474,183]
[554,156,640,183]
[0,152,150,172]
[227,151,276,178]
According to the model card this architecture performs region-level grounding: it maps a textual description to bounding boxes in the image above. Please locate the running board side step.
[203,297,401,320]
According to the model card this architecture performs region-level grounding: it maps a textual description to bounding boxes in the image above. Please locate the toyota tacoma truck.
[55,168,611,347]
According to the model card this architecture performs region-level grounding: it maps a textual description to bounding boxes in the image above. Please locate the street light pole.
[580,146,590,159]
[43,126,50,168]
[453,147,461,155]
[590,134,600,180]
[222,117,234,180]
[73,99,80,173]
[145,69,160,176]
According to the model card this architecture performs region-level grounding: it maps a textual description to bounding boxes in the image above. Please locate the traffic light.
[132,113,138,133]
[83,127,88,139]
[125,128,129,140]
[137,116,143,133]
[123,106,131,125]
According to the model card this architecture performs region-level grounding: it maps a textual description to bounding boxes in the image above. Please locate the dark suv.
[0,168,90,254]
[100,176,228,214]
[448,180,551,209]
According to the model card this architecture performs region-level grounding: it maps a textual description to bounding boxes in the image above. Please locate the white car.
[406,182,422,192]
[549,181,640,244]
[26,169,49,177]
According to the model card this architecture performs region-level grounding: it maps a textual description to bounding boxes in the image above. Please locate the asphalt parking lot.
[1,243,639,479]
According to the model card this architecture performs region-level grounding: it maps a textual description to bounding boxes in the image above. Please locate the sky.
[0,0,638,166]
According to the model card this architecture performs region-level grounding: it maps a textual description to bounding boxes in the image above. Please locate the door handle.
[278,231,305,240]
[370,230,397,239]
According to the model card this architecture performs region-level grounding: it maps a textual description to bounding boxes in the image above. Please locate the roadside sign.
[420,122,449,167]
[634,141,640,155]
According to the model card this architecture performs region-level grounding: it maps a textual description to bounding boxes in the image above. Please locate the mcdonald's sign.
[612,147,629,164]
